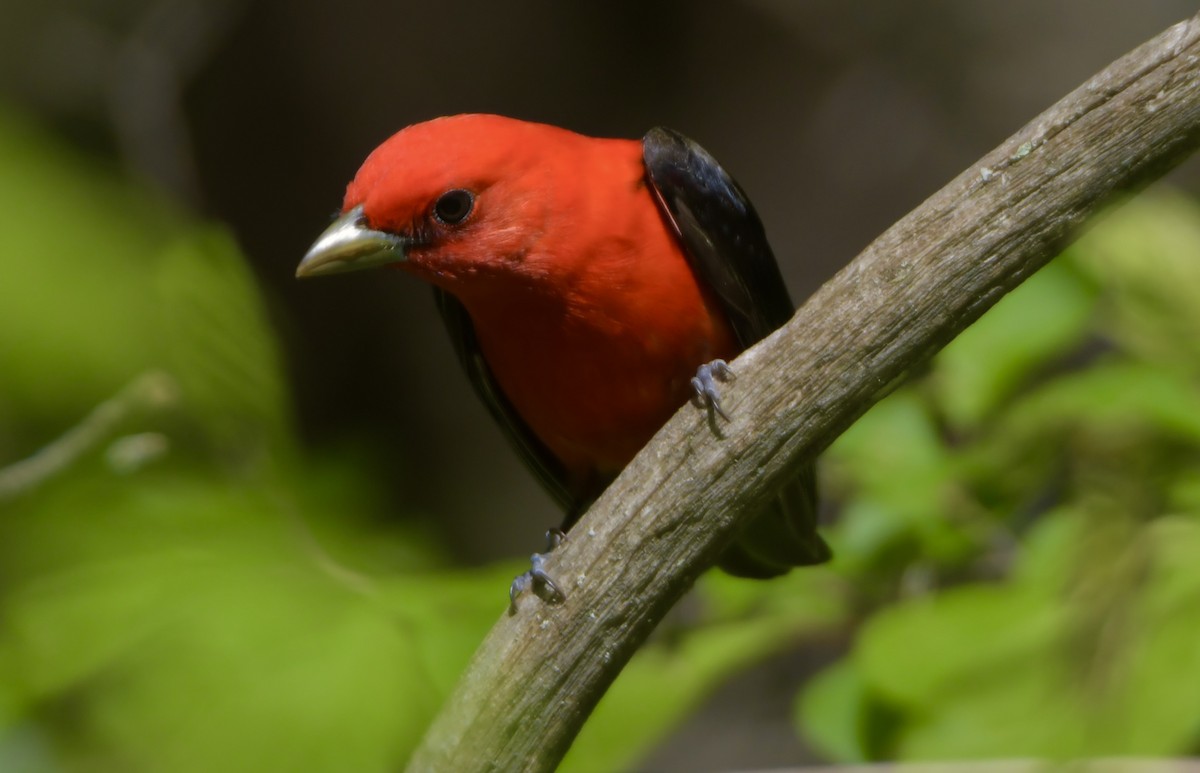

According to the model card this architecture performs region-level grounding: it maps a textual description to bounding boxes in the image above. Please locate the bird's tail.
[717,464,831,578]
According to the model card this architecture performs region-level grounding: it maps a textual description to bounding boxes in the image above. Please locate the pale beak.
[295,204,411,278]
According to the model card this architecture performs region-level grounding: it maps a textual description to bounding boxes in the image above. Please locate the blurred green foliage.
[799,193,1200,762]
[3,101,1200,771]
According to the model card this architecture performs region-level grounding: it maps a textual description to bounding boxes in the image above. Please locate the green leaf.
[844,509,1200,759]
[0,105,288,468]
[933,259,1095,429]
[795,660,872,763]
[0,108,174,427]
[857,584,1060,712]
[825,392,973,567]
[1069,190,1200,375]
[153,229,293,459]
[993,361,1200,458]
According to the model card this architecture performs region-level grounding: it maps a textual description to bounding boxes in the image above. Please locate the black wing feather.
[644,127,831,574]
[642,127,793,347]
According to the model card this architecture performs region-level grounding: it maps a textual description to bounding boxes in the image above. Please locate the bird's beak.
[295,204,410,278]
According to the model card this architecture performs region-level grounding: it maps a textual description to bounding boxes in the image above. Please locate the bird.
[296,114,830,605]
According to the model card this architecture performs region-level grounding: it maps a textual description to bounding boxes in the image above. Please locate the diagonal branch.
[407,14,1200,773]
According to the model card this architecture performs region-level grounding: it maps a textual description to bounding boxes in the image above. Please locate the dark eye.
[433,189,474,225]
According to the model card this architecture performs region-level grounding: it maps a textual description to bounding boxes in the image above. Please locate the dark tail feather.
[717,465,831,579]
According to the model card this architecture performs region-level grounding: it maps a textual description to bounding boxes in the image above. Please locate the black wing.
[643,127,831,574]
[433,288,579,516]
[642,127,794,347]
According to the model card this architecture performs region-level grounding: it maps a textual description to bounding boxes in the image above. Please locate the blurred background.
[4,1,1200,771]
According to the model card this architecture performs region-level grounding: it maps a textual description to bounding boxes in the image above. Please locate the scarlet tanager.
[297,114,830,602]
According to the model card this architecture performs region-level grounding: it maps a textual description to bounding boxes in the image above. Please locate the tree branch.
[0,371,177,503]
[406,15,1200,772]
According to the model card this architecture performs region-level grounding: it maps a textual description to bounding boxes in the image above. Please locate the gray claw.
[691,359,736,421]
[508,543,568,614]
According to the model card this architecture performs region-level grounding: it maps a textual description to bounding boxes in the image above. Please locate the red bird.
[297,115,829,602]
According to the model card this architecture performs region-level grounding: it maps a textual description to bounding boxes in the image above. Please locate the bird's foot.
[691,359,736,421]
[508,529,568,614]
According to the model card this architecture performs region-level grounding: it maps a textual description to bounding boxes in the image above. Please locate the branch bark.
[406,15,1200,772]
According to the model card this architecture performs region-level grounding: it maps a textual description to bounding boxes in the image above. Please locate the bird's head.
[296,114,601,294]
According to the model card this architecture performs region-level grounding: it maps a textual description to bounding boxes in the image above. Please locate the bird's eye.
[433,189,475,225]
